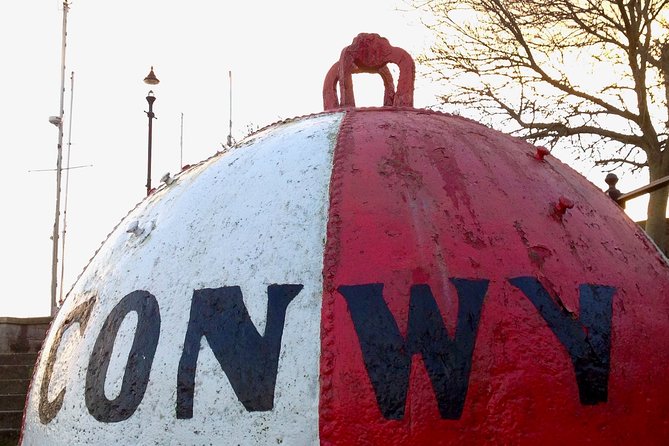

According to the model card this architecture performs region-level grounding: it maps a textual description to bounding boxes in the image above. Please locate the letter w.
[338,279,488,420]
[176,284,302,419]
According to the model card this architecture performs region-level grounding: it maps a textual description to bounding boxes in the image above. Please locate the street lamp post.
[144,66,160,196]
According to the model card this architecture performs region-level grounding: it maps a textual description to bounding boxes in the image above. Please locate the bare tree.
[415,0,669,252]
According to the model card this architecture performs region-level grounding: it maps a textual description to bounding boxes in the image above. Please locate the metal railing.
[605,173,669,206]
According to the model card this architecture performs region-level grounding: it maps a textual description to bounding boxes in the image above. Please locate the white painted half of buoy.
[23,112,343,445]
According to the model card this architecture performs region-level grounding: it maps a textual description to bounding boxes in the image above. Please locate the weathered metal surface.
[22,106,669,445]
[320,108,669,444]
[22,113,343,445]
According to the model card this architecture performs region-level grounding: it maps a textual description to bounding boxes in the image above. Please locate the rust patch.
[464,230,486,249]
[377,154,423,196]
[528,245,552,268]
[515,220,552,269]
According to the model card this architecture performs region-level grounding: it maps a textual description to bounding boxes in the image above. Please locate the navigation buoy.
[22,33,669,445]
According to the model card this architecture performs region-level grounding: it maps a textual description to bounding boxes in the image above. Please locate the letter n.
[176,284,302,419]
[338,279,488,420]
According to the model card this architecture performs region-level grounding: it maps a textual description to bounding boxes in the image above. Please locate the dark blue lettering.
[509,277,615,404]
[85,290,161,422]
[176,284,302,419]
[338,279,488,420]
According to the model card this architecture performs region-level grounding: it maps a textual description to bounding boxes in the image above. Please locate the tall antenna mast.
[227,70,233,147]
[50,0,69,316]
[58,71,75,306]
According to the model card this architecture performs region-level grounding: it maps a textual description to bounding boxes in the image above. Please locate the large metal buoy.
[21,34,669,445]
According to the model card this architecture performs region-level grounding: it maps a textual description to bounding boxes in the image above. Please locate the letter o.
[85,290,160,422]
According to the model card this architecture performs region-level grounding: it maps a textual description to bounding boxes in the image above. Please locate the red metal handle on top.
[323,33,415,110]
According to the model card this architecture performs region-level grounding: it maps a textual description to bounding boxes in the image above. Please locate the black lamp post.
[144,66,160,195]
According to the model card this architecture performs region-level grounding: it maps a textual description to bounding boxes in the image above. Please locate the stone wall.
[0,317,51,446]
[0,317,51,354]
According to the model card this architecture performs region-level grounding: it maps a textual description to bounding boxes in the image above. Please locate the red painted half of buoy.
[319,107,669,444]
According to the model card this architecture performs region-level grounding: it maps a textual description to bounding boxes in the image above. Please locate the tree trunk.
[651,44,669,254]
[645,175,668,255]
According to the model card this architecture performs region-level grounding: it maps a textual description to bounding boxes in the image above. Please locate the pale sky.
[0,0,650,317]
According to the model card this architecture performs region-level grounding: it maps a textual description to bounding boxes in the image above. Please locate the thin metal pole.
[59,71,75,306]
[227,70,233,147]
[50,0,69,316]
[146,93,156,196]
[180,112,184,168]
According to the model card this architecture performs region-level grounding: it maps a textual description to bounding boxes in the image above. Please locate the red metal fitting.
[554,196,574,216]
[535,146,550,161]
[323,33,415,110]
